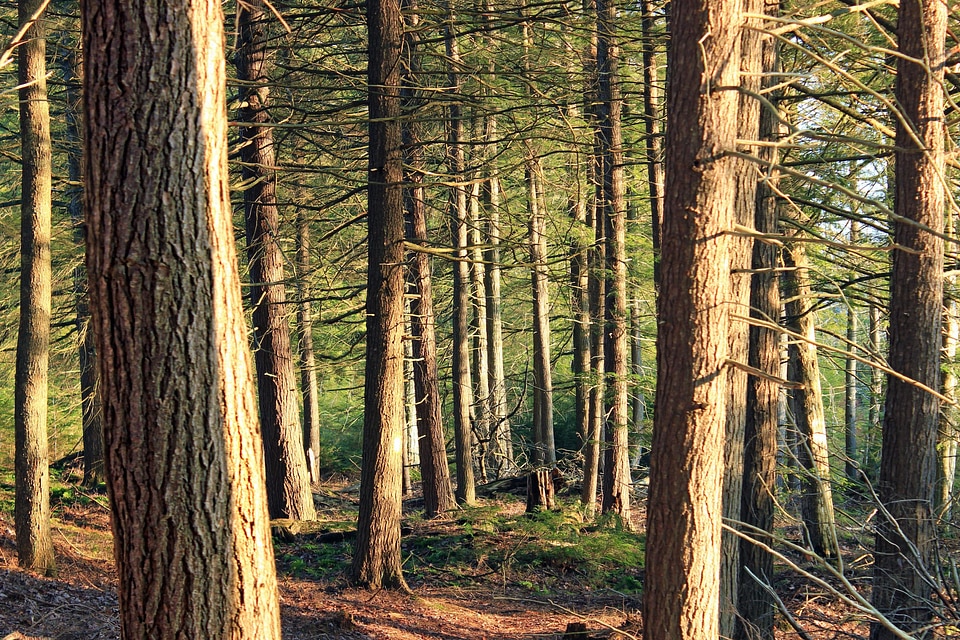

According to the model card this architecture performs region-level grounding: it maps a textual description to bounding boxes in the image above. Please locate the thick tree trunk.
[15,0,55,576]
[402,0,456,519]
[644,0,741,635]
[296,208,322,483]
[597,0,630,522]
[446,10,476,506]
[59,39,105,489]
[236,1,315,521]
[872,0,947,634]
[782,240,839,561]
[82,0,282,633]
[352,0,409,589]
[736,10,780,637]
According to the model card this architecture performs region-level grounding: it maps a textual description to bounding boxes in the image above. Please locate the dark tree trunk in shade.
[736,6,780,635]
[15,0,55,576]
[58,38,105,489]
[236,0,315,521]
[872,0,947,635]
[720,0,763,631]
[351,0,409,589]
[643,0,741,634]
[81,0,282,633]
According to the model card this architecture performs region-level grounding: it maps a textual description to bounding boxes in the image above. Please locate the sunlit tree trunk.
[15,0,55,576]
[236,0,315,521]
[644,0,741,634]
[352,0,409,589]
[872,0,947,633]
[82,0,282,632]
[529,156,556,467]
[939,294,958,518]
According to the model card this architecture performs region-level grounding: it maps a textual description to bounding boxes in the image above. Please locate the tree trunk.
[845,223,860,485]
[59,37,105,489]
[782,240,839,561]
[402,0,456,519]
[720,0,763,631]
[470,177,492,482]
[445,8,476,506]
[352,0,408,589]
[597,0,630,522]
[736,9,780,637]
[236,0,315,521]
[644,0,741,635]
[866,304,883,471]
[526,469,556,513]
[939,294,958,518]
[872,0,947,633]
[15,0,55,576]
[640,0,664,295]
[296,208,322,484]
[82,0,282,633]
[529,156,556,467]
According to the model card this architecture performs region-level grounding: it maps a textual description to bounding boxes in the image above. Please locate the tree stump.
[526,468,556,512]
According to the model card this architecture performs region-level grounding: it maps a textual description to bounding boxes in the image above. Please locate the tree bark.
[872,0,947,633]
[529,156,556,467]
[296,207,322,484]
[644,0,741,635]
[82,0,282,633]
[352,0,409,589]
[845,223,860,485]
[736,10,780,635]
[597,0,630,522]
[236,0,315,521]
[402,0,456,519]
[58,36,105,489]
[782,240,839,561]
[15,0,55,576]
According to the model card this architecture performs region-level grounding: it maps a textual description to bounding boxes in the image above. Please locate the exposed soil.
[0,482,875,639]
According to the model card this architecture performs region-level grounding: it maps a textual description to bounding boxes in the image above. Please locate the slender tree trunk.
[236,0,315,521]
[641,0,664,295]
[597,0,630,522]
[402,0,456,519]
[82,0,282,632]
[296,208,322,483]
[940,295,958,518]
[59,38,105,489]
[866,304,883,471]
[15,0,55,576]
[872,0,946,633]
[470,177,492,482]
[845,223,860,484]
[644,0,741,635]
[720,0,763,630]
[737,10,780,635]
[352,0,409,589]
[782,240,839,561]
[445,8,476,505]
[529,156,556,467]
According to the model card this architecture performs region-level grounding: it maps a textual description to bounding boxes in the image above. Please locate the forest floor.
[0,477,882,639]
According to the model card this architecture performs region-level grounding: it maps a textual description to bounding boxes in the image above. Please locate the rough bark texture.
[783,240,839,561]
[597,0,630,522]
[15,0,55,576]
[236,0,315,521]
[736,10,780,637]
[872,0,946,634]
[82,0,282,634]
[720,0,763,630]
[296,208,322,483]
[401,0,456,519]
[352,0,409,589]
[644,0,741,634]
